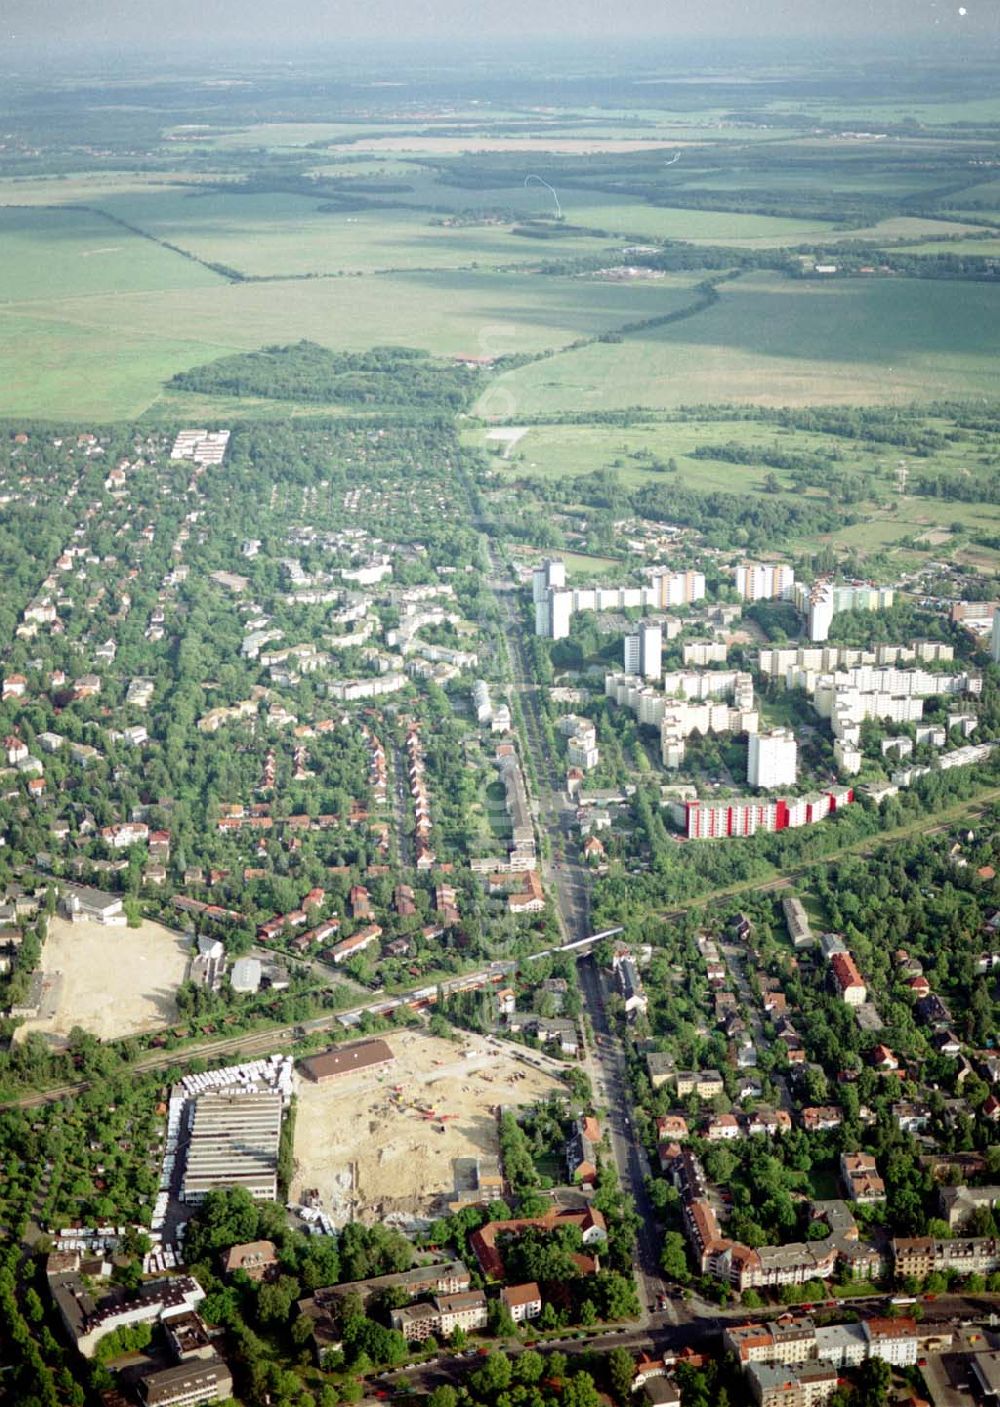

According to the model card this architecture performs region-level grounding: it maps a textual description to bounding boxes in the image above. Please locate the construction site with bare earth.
[290,1029,566,1226]
[13,915,190,1046]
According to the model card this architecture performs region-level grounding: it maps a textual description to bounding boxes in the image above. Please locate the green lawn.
[808,1165,841,1202]
[560,550,622,576]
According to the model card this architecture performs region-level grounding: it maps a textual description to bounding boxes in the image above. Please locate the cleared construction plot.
[15,915,190,1045]
[290,1028,566,1224]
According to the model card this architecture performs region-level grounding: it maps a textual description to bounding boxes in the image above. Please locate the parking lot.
[918,1326,999,1407]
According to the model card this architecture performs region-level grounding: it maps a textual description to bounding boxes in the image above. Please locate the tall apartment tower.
[651,569,706,609]
[536,587,573,640]
[748,728,798,789]
[992,612,1000,664]
[807,582,836,643]
[624,621,663,680]
[532,558,566,605]
[735,562,795,602]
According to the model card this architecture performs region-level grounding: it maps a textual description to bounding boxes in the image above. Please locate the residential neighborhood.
[3,405,1000,1407]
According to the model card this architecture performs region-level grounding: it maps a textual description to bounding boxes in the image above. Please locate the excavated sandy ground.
[15,915,189,1044]
[290,1028,565,1222]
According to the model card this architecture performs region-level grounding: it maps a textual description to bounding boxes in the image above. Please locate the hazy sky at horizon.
[6,0,997,50]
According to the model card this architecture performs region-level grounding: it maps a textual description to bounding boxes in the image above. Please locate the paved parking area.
[920,1352,974,1407]
[919,1327,998,1407]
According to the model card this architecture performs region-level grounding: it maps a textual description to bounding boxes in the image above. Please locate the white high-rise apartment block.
[651,569,706,609]
[807,583,836,643]
[550,589,573,641]
[534,588,575,640]
[735,563,795,601]
[683,640,727,667]
[748,729,798,789]
[624,621,662,680]
[535,565,704,638]
[758,641,954,678]
[992,612,1000,663]
[532,558,566,605]
[640,621,663,680]
[794,580,894,643]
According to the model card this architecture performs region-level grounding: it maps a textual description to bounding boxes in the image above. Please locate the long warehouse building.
[180,1090,283,1204]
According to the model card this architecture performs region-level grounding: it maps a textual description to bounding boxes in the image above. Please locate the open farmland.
[483,273,1000,413]
[0,173,228,206]
[0,63,995,426]
[290,1028,565,1223]
[503,196,845,247]
[94,188,624,277]
[337,135,695,155]
[14,916,189,1046]
[0,269,704,420]
[788,489,1000,568]
[0,205,224,303]
[893,237,1000,257]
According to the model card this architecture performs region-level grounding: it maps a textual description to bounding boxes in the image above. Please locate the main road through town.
[373,1291,1000,1396]
[484,542,674,1327]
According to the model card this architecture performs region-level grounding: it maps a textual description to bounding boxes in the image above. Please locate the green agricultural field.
[832,215,992,244]
[674,171,945,198]
[502,193,842,246]
[0,173,223,206]
[483,273,1000,414]
[95,187,629,276]
[761,96,1000,126]
[358,172,858,241]
[362,172,562,214]
[0,205,224,302]
[947,179,1000,207]
[893,237,1000,256]
[167,121,378,148]
[190,113,548,149]
[304,159,421,181]
[804,496,1000,560]
[0,268,704,420]
[0,67,996,428]
[0,310,238,421]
